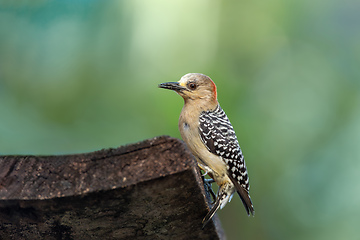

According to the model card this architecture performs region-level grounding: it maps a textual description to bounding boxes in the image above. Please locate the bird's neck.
[182,97,219,113]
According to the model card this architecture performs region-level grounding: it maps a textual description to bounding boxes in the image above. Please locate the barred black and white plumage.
[159,73,254,227]
[199,104,253,215]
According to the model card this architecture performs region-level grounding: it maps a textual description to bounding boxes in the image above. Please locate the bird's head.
[158,73,218,105]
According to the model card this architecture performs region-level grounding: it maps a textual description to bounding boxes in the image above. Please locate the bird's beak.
[158,82,186,92]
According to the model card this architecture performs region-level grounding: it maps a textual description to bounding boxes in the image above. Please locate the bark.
[0,136,225,240]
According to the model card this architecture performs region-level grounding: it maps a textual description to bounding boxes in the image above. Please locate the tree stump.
[0,136,225,240]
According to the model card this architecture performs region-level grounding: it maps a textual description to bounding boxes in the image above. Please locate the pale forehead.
[178,73,207,86]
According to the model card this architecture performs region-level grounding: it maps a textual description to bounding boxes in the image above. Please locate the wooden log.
[0,136,225,240]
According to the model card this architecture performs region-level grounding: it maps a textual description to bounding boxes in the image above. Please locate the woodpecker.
[159,73,254,228]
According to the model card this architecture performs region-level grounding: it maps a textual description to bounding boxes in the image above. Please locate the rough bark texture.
[0,136,225,240]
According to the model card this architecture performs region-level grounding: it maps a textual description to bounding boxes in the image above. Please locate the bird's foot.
[202,176,216,203]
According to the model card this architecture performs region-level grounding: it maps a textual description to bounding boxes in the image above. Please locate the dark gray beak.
[158,82,186,92]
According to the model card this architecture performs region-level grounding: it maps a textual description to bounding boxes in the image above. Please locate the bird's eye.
[187,82,197,90]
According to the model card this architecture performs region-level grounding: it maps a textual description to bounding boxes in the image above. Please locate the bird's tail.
[202,177,254,228]
[202,193,221,229]
[202,182,233,228]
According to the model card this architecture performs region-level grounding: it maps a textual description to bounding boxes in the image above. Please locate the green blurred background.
[1,1,359,239]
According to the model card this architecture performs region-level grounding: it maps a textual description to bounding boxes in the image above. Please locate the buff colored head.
[158,73,218,104]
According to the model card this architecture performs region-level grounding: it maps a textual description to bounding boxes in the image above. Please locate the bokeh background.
[1,1,360,239]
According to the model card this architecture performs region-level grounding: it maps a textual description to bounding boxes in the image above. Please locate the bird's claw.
[202,176,216,203]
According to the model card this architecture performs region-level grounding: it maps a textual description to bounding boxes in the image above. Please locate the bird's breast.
[178,111,228,183]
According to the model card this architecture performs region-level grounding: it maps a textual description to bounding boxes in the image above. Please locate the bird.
[158,73,254,228]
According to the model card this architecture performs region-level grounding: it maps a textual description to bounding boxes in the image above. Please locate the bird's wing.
[198,105,254,215]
